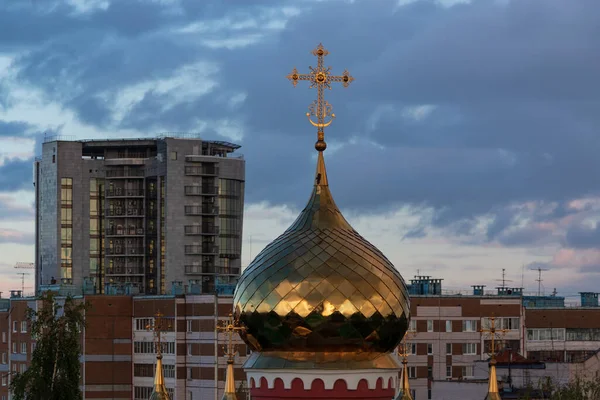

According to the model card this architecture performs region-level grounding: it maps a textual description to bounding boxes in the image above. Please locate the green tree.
[10,292,88,400]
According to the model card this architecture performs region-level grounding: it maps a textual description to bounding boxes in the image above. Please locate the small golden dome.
[234,152,410,358]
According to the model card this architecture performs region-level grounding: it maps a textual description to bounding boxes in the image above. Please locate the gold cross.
[398,330,415,362]
[146,310,172,357]
[217,313,245,362]
[286,43,354,152]
[480,316,508,359]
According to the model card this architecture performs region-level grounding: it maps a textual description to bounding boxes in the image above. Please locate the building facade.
[2,291,248,400]
[34,136,245,296]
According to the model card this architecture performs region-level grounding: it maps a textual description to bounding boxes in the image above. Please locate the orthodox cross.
[480,316,508,359]
[217,313,245,362]
[398,329,415,362]
[146,310,172,357]
[286,43,354,151]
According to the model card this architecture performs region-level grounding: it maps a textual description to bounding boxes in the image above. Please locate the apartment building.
[406,277,523,400]
[34,135,245,296]
[524,293,600,363]
[2,289,248,400]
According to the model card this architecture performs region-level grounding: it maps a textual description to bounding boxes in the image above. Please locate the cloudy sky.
[1,0,599,300]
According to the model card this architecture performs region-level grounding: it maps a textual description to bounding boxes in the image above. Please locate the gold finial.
[217,314,245,400]
[480,316,506,400]
[147,310,172,400]
[395,330,414,400]
[286,43,354,152]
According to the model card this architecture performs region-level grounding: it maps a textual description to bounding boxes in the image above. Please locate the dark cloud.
[0,158,34,191]
[0,121,32,137]
[3,0,600,228]
[565,223,600,249]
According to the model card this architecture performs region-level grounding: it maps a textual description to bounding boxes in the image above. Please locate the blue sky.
[1,0,599,299]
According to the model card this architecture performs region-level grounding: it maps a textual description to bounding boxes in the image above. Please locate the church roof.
[150,354,171,400]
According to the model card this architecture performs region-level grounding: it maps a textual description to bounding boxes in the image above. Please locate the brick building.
[405,276,600,400]
[1,290,247,400]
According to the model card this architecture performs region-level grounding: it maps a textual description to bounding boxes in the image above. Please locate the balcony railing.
[105,169,145,178]
[184,245,218,255]
[107,247,145,255]
[106,266,145,275]
[184,166,219,176]
[184,225,219,235]
[184,186,218,196]
[107,227,145,236]
[184,265,217,274]
[184,205,218,215]
[107,208,145,217]
[106,188,144,197]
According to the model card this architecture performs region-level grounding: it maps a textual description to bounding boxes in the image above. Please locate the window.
[12,342,16,354]
[462,343,477,355]
[462,320,478,332]
[408,367,417,379]
[187,367,192,380]
[135,318,152,331]
[482,317,520,331]
[163,364,175,379]
[1,353,5,364]
[446,343,452,355]
[446,320,452,332]
[446,365,452,377]
[31,342,36,353]
[1,376,6,386]
[427,320,434,332]
[20,364,26,373]
[2,332,5,343]
[12,321,17,333]
[21,342,26,354]
[187,320,193,333]
[12,363,16,372]
[187,343,192,356]
[527,328,566,341]
[170,151,178,160]
[409,319,417,332]
[21,321,27,333]
[408,343,417,355]
[427,343,433,355]
[461,366,474,378]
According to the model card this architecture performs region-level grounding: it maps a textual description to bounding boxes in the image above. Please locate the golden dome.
[234,151,410,358]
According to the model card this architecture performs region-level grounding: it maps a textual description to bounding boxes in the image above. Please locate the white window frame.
[12,342,16,354]
[462,343,477,355]
[462,320,478,332]
[12,321,17,333]
[427,343,433,355]
[446,343,452,355]
[20,321,27,333]
[408,366,417,379]
[446,320,452,332]
[21,342,26,354]
[1,353,6,364]
[1,332,5,343]
[187,320,193,333]
[446,365,452,377]
[427,320,434,332]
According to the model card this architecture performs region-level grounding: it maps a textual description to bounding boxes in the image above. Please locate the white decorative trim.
[247,369,398,391]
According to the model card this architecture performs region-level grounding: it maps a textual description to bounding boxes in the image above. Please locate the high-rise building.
[34,135,245,296]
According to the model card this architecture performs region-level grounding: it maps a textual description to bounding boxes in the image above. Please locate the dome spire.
[148,311,171,400]
[395,332,414,400]
[218,314,244,400]
[482,316,504,400]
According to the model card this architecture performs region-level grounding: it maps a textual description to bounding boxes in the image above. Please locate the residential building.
[3,289,248,400]
[34,135,245,296]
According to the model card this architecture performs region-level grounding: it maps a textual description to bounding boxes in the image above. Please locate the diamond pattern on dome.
[234,152,410,357]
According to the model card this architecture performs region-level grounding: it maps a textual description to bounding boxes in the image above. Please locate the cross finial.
[286,43,354,152]
[480,315,508,360]
[146,310,172,358]
[217,313,245,363]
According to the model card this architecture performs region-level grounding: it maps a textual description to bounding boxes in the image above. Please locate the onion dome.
[233,150,410,359]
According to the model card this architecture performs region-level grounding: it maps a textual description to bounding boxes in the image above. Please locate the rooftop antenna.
[530,267,549,296]
[16,272,30,294]
[495,268,513,289]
